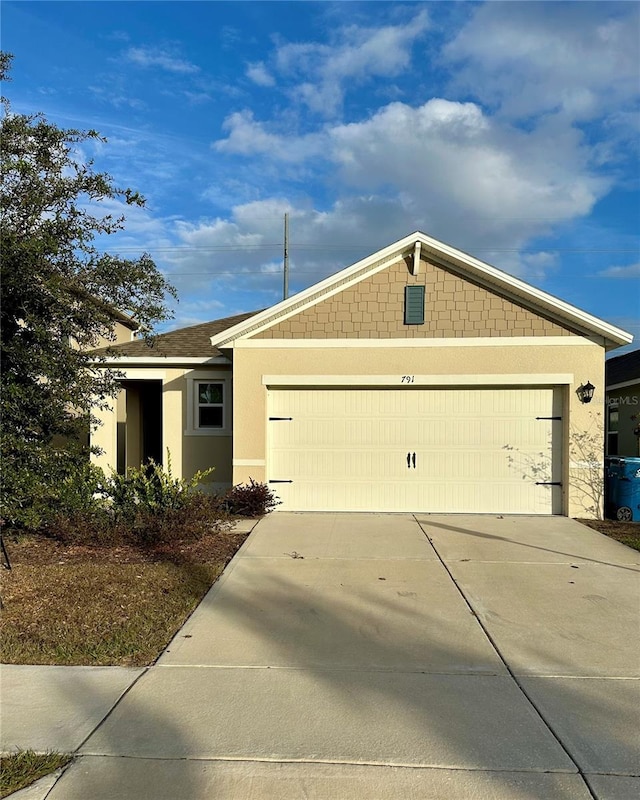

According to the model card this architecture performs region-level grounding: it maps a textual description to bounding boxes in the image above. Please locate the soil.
[1,529,249,568]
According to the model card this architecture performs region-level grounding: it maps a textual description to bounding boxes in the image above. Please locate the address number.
[401,375,415,383]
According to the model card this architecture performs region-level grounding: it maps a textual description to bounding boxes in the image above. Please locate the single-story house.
[605,349,640,457]
[91,231,633,518]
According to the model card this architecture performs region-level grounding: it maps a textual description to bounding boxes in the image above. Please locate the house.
[91,231,632,518]
[605,349,640,457]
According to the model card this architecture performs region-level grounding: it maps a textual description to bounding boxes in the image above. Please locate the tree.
[0,54,177,527]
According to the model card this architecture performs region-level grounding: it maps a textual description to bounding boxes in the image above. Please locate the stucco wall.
[256,258,577,340]
[231,340,605,518]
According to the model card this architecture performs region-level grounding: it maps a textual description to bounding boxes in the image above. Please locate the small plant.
[222,479,281,517]
[104,451,215,520]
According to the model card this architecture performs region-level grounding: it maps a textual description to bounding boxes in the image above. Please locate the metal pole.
[283,212,289,300]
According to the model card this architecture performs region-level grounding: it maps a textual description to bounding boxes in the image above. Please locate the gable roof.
[92,311,259,361]
[606,348,640,389]
[209,231,633,351]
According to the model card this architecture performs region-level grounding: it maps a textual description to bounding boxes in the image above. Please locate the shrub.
[222,479,281,517]
[47,457,229,547]
[103,454,215,521]
[115,493,231,545]
[1,451,104,531]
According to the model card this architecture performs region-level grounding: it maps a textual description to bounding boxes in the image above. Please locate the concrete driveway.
[10,514,640,799]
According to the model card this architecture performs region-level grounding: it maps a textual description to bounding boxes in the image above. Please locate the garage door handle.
[412,452,416,468]
[407,452,411,468]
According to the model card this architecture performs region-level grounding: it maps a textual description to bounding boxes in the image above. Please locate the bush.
[222,479,281,517]
[103,455,215,522]
[47,489,231,548]
[116,493,231,545]
[1,450,104,531]
[6,451,277,547]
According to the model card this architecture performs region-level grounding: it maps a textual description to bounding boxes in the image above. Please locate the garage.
[267,386,563,514]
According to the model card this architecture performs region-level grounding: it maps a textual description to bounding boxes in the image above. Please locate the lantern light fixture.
[576,381,595,404]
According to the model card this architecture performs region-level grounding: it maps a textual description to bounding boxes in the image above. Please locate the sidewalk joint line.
[73,667,151,755]
[69,752,581,774]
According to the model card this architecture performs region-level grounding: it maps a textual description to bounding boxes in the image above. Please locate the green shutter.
[404,285,425,325]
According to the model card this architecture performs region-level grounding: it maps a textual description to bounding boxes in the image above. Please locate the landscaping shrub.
[37,455,231,546]
[222,479,281,517]
[104,454,215,521]
[114,492,231,545]
[1,451,104,532]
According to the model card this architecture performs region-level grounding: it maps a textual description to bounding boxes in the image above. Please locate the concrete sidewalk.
[2,514,639,799]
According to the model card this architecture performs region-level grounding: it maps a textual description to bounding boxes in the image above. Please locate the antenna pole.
[283,212,289,300]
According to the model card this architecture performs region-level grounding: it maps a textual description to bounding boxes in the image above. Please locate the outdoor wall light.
[576,381,595,404]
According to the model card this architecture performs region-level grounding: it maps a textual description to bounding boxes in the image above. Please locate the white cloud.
[158,195,409,299]
[214,96,609,276]
[598,262,640,279]
[329,99,607,227]
[273,10,429,115]
[246,61,275,87]
[213,110,322,162]
[445,3,639,123]
[124,46,199,75]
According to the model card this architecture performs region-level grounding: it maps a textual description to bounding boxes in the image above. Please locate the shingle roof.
[92,311,259,359]
[606,348,640,387]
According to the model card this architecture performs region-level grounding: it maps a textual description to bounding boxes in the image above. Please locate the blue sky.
[4,1,639,351]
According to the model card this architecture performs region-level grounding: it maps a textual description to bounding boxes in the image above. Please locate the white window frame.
[186,372,231,436]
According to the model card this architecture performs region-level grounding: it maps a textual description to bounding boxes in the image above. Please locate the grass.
[0,531,248,666]
[577,518,640,552]
[0,750,71,798]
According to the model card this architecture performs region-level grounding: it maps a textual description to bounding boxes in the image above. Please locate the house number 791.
[401,375,415,383]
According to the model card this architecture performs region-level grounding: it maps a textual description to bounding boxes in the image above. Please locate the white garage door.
[267,387,563,514]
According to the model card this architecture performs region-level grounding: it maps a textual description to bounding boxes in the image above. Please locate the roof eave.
[89,355,231,367]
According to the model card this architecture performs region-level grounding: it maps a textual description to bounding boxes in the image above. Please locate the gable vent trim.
[404,285,425,325]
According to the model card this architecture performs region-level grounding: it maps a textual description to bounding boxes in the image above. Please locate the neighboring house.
[94,309,139,348]
[605,349,640,457]
[91,231,632,518]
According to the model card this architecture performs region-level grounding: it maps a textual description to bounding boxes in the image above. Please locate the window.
[197,382,224,428]
[186,373,230,435]
[404,285,425,325]
[606,400,619,456]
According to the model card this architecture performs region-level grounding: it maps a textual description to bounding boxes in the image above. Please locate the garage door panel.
[268,388,562,514]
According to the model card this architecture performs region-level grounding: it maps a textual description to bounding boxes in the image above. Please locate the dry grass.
[0,750,71,798]
[0,531,248,667]
[577,518,640,552]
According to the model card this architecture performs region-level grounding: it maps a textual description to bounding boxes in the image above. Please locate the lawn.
[0,751,71,799]
[0,529,249,666]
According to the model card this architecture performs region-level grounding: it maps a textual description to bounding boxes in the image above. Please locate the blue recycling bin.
[605,457,640,522]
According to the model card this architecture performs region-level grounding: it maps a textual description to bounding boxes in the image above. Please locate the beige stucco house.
[605,349,640,457]
[91,232,633,518]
